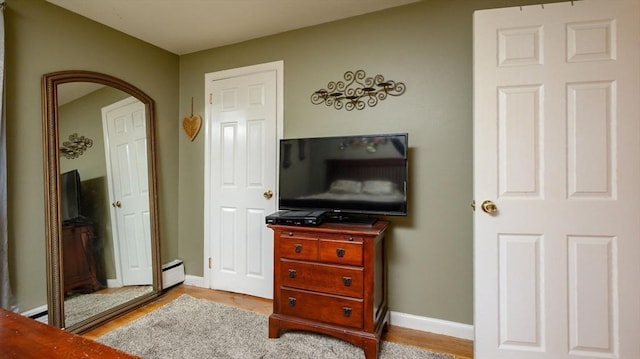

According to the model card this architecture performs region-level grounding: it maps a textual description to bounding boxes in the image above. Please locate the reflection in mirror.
[43,71,161,332]
[58,83,152,327]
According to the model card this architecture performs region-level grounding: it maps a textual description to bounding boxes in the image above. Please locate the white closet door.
[473,1,640,358]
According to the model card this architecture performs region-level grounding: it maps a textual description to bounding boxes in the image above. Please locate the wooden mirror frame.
[42,70,162,332]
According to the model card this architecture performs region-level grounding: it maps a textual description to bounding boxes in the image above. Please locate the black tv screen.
[278,133,408,217]
[60,169,82,223]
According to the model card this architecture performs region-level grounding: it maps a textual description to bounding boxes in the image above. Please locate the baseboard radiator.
[162,259,185,289]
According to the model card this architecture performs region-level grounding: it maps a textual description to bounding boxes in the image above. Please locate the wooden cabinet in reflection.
[62,223,102,294]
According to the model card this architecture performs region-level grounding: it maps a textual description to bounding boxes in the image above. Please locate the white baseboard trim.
[180,276,474,341]
[21,304,49,323]
[21,304,48,317]
[184,274,206,288]
[389,311,474,341]
[107,279,124,288]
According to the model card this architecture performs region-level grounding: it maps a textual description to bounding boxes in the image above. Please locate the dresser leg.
[363,338,380,359]
[268,315,281,338]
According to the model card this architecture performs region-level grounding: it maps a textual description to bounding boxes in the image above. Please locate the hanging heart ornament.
[182,114,202,142]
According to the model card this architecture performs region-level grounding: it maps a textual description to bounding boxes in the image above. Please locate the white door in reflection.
[102,97,152,286]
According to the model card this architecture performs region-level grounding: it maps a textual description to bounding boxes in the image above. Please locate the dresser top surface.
[268,220,388,235]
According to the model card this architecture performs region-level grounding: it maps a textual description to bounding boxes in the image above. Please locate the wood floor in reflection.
[83,284,473,359]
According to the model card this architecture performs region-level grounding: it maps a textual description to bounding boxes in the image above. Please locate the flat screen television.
[278,133,408,220]
[60,169,83,223]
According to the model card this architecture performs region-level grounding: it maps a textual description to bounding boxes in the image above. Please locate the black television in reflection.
[60,169,83,223]
[278,133,408,219]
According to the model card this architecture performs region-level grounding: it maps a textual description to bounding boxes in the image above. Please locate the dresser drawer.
[319,238,363,266]
[280,259,364,298]
[279,234,318,261]
[279,288,363,329]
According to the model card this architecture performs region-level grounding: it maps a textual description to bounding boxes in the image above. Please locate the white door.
[204,62,281,299]
[474,1,640,358]
[102,97,152,286]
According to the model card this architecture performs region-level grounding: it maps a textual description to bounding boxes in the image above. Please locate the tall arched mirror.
[42,71,162,332]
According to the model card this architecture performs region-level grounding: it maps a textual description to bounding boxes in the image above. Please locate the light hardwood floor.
[83,285,473,359]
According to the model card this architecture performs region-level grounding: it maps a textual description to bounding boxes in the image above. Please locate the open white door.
[102,97,152,286]
[474,1,640,358]
[204,62,282,299]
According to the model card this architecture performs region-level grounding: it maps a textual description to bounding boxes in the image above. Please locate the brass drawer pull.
[342,307,352,317]
[342,276,352,287]
[288,269,297,278]
[288,232,294,236]
[288,297,297,307]
[336,248,345,257]
[294,244,303,253]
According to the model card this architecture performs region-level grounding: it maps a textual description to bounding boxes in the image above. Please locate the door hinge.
[209,93,213,104]
[208,257,212,269]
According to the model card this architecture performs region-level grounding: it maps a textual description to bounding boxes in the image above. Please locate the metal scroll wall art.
[60,133,93,159]
[311,70,406,111]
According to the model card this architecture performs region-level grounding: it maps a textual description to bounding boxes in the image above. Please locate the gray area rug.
[97,294,453,359]
[66,286,152,327]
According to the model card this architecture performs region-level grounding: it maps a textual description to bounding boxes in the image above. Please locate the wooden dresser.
[268,221,389,359]
[62,222,101,294]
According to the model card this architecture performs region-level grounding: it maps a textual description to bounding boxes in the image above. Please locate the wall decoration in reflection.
[60,133,93,159]
[311,70,406,111]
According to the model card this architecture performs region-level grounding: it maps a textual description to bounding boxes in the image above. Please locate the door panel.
[567,81,615,198]
[498,234,542,350]
[473,1,640,358]
[498,85,542,198]
[567,235,616,356]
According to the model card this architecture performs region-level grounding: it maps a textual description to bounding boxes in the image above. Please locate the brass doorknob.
[112,200,121,208]
[481,200,497,214]
[263,190,273,199]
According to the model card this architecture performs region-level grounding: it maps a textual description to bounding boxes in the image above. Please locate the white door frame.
[203,60,284,288]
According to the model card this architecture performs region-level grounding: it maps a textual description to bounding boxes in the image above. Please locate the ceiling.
[57,82,104,106]
[46,0,421,55]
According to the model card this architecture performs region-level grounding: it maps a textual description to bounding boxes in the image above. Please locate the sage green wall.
[4,0,565,324]
[59,86,128,178]
[177,0,564,324]
[5,0,179,311]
